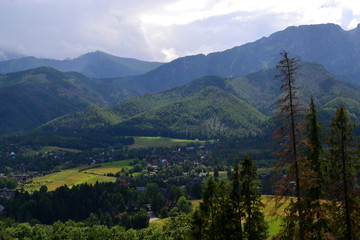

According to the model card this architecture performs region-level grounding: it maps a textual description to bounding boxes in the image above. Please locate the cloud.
[161,48,180,62]
[0,0,359,62]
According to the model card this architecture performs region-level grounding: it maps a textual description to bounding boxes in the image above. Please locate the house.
[199,172,207,177]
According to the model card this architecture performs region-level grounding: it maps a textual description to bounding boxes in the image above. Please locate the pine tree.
[240,155,268,240]
[230,156,244,240]
[214,180,234,239]
[303,97,326,239]
[191,208,205,240]
[274,51,305,239]
[191,156,268,240]
[200,177,217,240]
[325,104,360,240]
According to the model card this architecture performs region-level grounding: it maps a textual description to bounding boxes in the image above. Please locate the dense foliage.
[190,155,268,240]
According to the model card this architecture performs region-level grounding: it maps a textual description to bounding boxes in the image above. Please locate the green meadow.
[129,136,209,149]
[24,159,134,192]
[23,146,81,157]
[79,159,134,175]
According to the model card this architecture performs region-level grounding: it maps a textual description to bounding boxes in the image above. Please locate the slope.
[0,67,108,134]
[112,63,360,139]
[110,86,268,139]
[34,62,360,142]
[36,76,229,134]
[233,63,360,118]
[115,23,360,96]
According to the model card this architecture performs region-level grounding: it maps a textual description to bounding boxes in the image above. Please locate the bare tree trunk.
[275,51,305,240]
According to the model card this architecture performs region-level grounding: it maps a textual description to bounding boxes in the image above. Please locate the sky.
[1,0,360,62]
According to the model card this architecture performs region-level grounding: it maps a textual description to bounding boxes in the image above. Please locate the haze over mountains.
[2,23,360,139]
[116,23,360,96]
[0,51,163,78]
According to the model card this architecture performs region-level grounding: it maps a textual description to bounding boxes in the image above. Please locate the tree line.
[190,155,268,240]
[272,51,360,239]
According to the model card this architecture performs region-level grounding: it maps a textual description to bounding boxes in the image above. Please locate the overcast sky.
[1,0,360,62]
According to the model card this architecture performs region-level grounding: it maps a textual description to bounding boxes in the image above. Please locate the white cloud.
[161,48,180,62]
[0,0,359,62]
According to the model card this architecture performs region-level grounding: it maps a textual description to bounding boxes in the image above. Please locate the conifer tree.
[274,51,305,239]
[240,155,268,240]
[191,208,204,240]
[214,180,234,239]
[193,177,234,240]
[303,97,326,239]
[190,155,270,240]
[200,177,217,240]
[230,156,244,240]
[325,104,360,240]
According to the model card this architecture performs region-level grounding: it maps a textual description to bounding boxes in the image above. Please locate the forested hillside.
[2,24,360,136]
[0,67,108,134]
[33,62,360,143]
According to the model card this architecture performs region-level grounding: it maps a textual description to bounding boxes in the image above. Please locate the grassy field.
[266,215,282,237]
[149,218,168,227]
[79,159,134,175]
[23,146,81,157]
[129,136,209,149]
[24,159,134,192]
[208,170,228,179]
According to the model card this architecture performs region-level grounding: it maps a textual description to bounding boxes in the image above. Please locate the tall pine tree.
[200,177,217,240]
[325,104,360,240]
[274,51,305,240]
[303,97,326,239]
[230,156,244,240]
[240,155,268,240]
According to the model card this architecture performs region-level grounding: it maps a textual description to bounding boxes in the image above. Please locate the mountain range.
[34,63,360,142]
[114,23,360,96]
[0,51,163,78]
[2,23,360,141]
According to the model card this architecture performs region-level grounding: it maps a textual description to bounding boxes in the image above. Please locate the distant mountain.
[35,62,360,140]
[0,67,108,134]
[238,63,360,123]
[0,50,24,61]
[0,51,163,78]
[116,23,360,96]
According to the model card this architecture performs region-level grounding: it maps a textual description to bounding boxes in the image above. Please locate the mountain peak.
[270,23,344,39]
[77,50,112,59]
